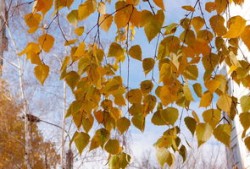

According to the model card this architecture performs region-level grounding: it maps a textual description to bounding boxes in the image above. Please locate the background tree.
[0,79,60,168]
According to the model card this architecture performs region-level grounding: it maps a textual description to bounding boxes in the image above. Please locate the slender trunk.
[61,81,66,168]
[3,1,32,167]
[66,149,73,169]
[0,0,8,75]
[18,57,32,169]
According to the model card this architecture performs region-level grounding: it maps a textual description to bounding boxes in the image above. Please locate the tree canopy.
[16,0,250,168]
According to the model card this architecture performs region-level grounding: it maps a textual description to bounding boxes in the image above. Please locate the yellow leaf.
[183,84,194,101]
[241,25,250,50]
[153,0,165,10]
[74,132,90,154]
[142,58,155,75]
[193,83,202,97]
[130,8,142,27]
[117,117,130,134]
[74,26,84,36]
[152,110,165,125]
[239,112,250,130]
[128,45,142,61]
[33,0,53,14]
[233,0,244,5]
[223,16,246,38]
[205,2,216,13]
[73,42,85,58]
[191,16,205,32]
[144,10,164,42]
[140,80,153,94]
[67,10,78,26]
[90,128,110,150]
[202,109,221,128]
[160,107,179,125]
[240,95,250,112]
[199,91,213,107]
[129,103,143,116]
[64,71,80,90]
[205,78,221,93]
[182,5,195,12]
[244,137,250,151]
[18,42,40,56]
[215,0,228,14]
[55,0,74,9]
[126,0,139,5]
[38,34,55,52]
[82,114,94,133]
[99,14,113,32]
[132,114,145,131]
[184,116,196,135]
[210,15,227,36]
[78,0,96,21]
[197,30,213,42]
[105,139,121,154]
[156,148,174,167]
[192,111,200,123]
[163,23,178,35]
[183,65,198,80]
[108,42,124,61]
[24,13,42,33]
[196,123,213,146]
[97,2,106,14]
[126,89,142,104]
[114,1,133,28]
[217,94,232,114]
[214,124,231,147]
[143,94,156,114]
[34,64,49,85]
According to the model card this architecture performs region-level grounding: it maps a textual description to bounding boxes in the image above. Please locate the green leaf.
[184,116,196,135]
[160,107,179,125]
[64,71,80,91]
[128,45,142,61]
[142,58,155,75]
[74,132,90,154]
[34,64,49,85]
[213,124,231,147]
[117,117,130,134]
[240,95,250,112]
[105,139,121,154]
[196,123,213,146]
